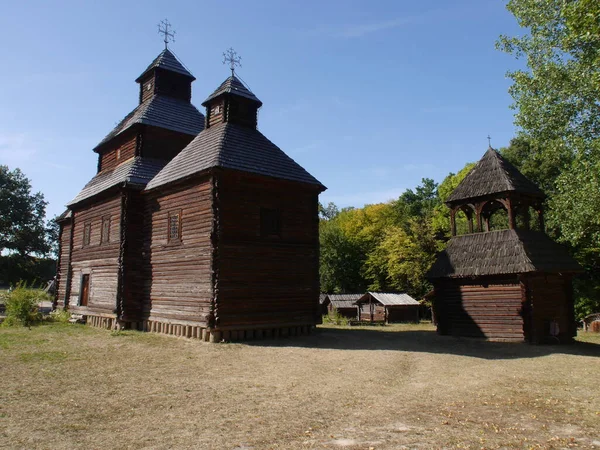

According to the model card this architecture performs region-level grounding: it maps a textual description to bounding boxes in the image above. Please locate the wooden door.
[80,274,89,307]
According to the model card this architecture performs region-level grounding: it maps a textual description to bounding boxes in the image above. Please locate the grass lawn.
[1,323,599,449]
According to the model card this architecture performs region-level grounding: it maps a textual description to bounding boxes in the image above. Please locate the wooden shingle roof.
[328,294,362,309]
[426,229,582,279]
[358,292,419,306]
[135,48,195,82]
[446,148,544,204]
[68,157,166,206]
[146,122,325,191]
[202,75,262,106]
[94,95,205,151]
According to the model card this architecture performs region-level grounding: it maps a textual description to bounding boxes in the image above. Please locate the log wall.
[526,274,575,343]
[55,220,72,308]
[144,176,213,325]
[215,171,321,330]
[141,126,195,162]
[99,132,137,172]
[433,278,525,341]
[68,195,122,316]
[387,306,420,323]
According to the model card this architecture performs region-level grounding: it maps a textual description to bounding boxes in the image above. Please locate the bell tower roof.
[135,48,195,82]
[201,75,262,107]
[446,147,545,205]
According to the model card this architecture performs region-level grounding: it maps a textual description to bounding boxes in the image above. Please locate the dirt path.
[1,323,599,449]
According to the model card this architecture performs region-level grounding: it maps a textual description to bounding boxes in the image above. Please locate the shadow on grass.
[246,327,600,360]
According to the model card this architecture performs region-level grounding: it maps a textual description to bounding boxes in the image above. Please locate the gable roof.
[328,294,362,309]
[358,292,419,306]
[446,148,545,204]
[202,76,262,106]
[145,122,324,190]
[426,229,582,279]
[136,48,195,82]
[67,157,166,206]
[94,95,205,151]
[319,294,329,305]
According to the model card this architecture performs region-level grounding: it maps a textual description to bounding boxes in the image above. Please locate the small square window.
[101,216,111,244]
[260,208,281,237]
[168,211,181,242]
[83,222,91,247]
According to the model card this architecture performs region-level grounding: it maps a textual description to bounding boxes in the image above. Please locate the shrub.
[46,308,70,323]
[2,284,49,327]
[322,311,350,326]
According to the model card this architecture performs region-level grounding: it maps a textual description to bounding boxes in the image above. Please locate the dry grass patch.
[1,322,599,449]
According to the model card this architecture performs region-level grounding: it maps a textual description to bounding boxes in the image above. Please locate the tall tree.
[0,166,50,257]
[498,0,600,317]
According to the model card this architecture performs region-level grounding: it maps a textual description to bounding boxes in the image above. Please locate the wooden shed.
[356,292,419,323]
[427,147,582,343]
[327,294,361,320]
[55,47,325,341]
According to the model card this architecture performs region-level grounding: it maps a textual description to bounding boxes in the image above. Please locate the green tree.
[0,166,50,257]
[498,0,600,317]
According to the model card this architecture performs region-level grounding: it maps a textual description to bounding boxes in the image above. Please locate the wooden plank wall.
[434,278,525,341]
[387,306,419,323]
[121,191,146,323]
[526,274,575,342]
[99,132,137,172]
[215,171,320,330]
[141,126,195,162]
[144,177,213,325]
[55,221,72,308]
[68,195,121,315]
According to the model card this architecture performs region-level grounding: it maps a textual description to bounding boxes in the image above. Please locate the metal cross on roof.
[223,48,242,76]
[158,19,176,49]
[487,135,492,148]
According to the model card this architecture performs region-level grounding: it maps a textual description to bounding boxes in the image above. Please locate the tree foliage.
[0,166,50,257]
[498,0,600,317]
[0,166,57,286]
[320,178,445,299]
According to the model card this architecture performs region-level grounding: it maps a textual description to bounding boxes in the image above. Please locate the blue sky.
[1,0,524,220]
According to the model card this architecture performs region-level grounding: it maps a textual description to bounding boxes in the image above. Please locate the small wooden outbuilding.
[327,294,361,319]
[356,292,419,323]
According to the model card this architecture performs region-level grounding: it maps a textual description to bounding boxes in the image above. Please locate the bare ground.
[0,322,599,449]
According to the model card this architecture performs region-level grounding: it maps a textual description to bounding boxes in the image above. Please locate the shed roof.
[328,294,362,309]
[67,157,166,206]
[94,95,205,151]
[446,148,544,204]
[202,75,262,106]
[319,294,329,305]
[426,229,582,279]
[358,292,419,306]
[135,48,195,82]
[145,122,324,190]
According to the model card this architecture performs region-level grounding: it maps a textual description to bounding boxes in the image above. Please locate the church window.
[168,211,182,242]
[83,222,91,247]
[101,216,111,244]
[260,208,281,237]
[212,105,221,115]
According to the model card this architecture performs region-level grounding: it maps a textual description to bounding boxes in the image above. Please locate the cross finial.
[222,48,242,76]
[487,135,492,148]
[158,19,176,49]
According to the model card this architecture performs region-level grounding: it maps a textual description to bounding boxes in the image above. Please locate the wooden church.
[427,147,581,343]
[55,45,325,342]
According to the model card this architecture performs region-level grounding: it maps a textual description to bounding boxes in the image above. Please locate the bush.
[2,284,49,327]
[322,311,350,326]
[46,308,70,323]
